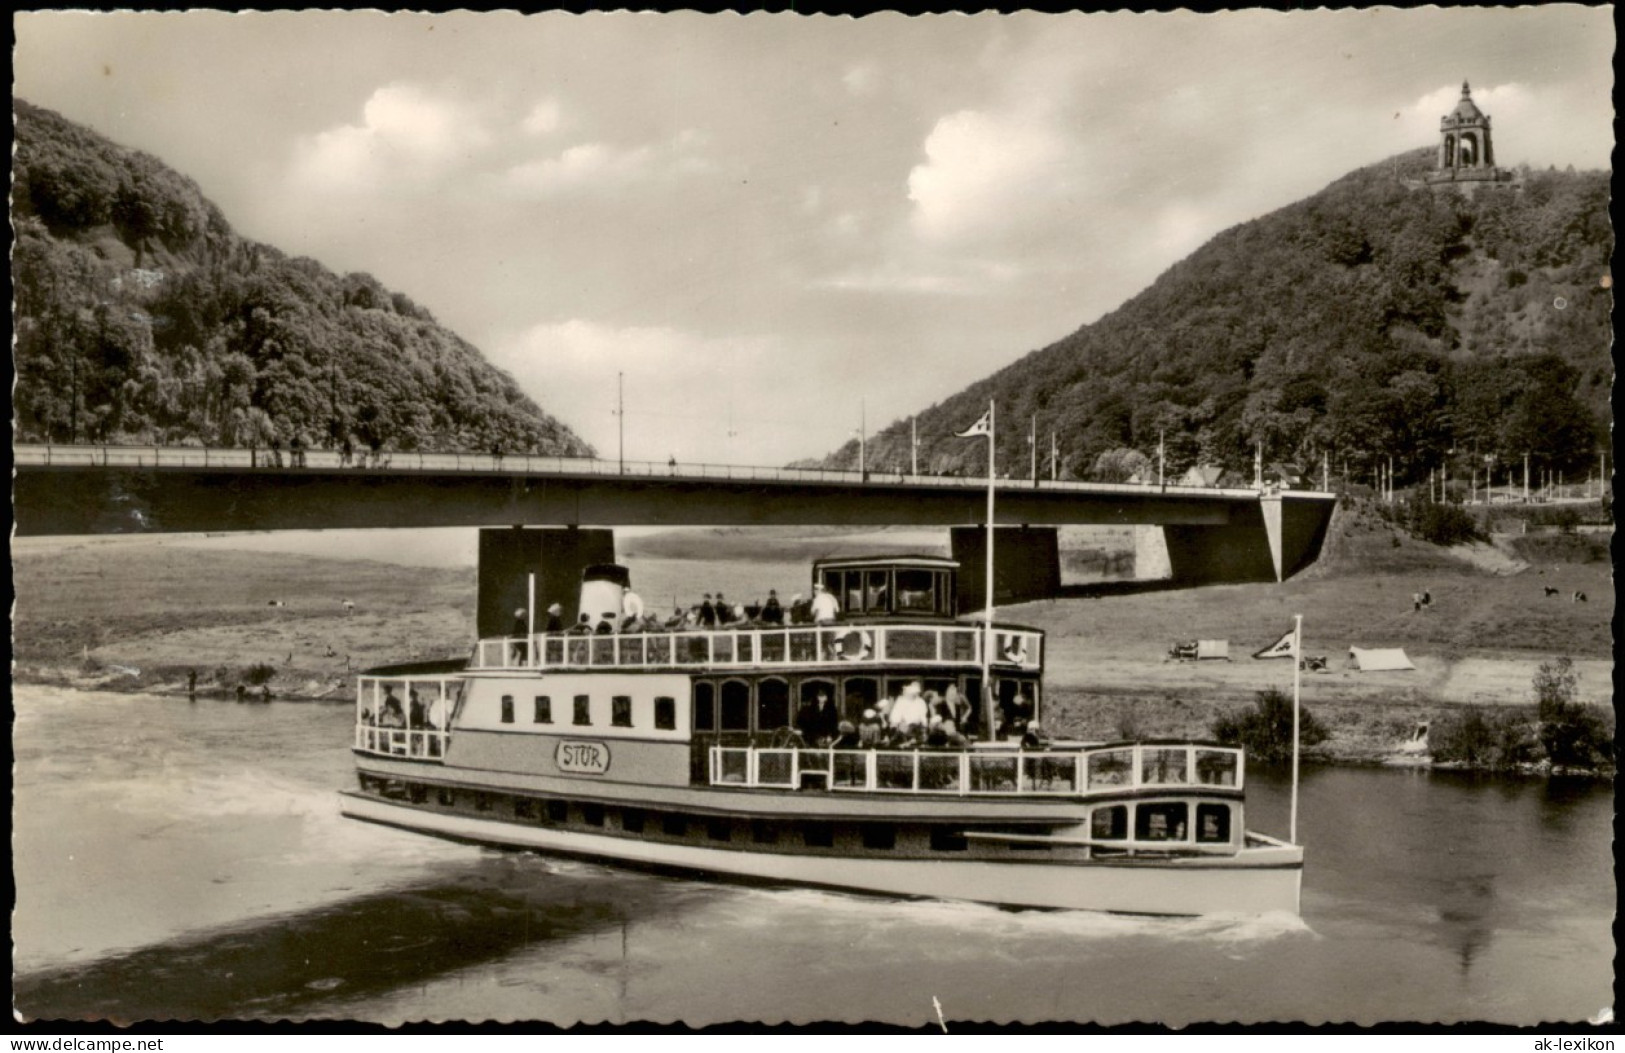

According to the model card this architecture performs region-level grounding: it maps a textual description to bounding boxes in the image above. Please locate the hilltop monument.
[1425,81,1516,188]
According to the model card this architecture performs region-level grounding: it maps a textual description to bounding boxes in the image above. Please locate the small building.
[1424,81,1518,190]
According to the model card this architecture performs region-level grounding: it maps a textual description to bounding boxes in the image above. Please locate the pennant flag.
[1252,627,1298,660]
[956,411,991,438]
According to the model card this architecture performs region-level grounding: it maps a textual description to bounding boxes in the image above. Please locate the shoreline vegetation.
[12,507,1613,777]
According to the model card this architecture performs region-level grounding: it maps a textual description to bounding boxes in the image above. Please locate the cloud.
[290,83,491,192]
[521,97,563,136]
[906,107,1074,246]
[501,132,713,198]
[843,63,880,96]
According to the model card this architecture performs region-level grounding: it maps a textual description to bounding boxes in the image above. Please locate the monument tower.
[1426,81,1514,188]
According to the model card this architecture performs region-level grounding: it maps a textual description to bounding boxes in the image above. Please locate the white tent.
[1348,647,1415,672]
[1196,639,1230,661]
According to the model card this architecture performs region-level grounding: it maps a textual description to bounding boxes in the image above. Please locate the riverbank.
[12,520,1612,772]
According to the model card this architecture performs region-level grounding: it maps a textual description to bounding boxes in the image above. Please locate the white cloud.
[501,132,712,198]
[521,97,563,135]
[843,63,880,96]
[290,83,491,192]
[906,107,1073,246]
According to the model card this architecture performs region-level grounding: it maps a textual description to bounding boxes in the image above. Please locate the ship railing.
[353,674,462,761]
[472,624,1042,673]
[708,742,1243,797]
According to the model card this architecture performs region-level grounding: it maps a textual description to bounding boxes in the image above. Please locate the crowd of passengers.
[790,679,1045,751]
[516,581,847,641]
[362,686,453,730]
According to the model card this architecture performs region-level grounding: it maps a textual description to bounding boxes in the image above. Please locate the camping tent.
[1196,639,1230,661]
[1348,647,1415,672]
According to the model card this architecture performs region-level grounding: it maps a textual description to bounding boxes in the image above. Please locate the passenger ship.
[340,555,1303,916]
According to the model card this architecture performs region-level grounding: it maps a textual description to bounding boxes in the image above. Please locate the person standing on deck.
[510,607,529,663]
[620,586,645,631]
[544,603,564,634]
[761,590,784,625]
[698,594,717,627]
[810,582,840,624]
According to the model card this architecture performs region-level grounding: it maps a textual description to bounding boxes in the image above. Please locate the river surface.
[12,684,1613,1026]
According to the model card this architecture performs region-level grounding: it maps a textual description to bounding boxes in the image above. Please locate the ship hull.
[340,791,1303,916]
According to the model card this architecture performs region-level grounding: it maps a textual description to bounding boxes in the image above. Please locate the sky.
[13,9,1615,466]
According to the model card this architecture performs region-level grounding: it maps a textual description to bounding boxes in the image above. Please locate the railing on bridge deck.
[708,741,1244,797]
[471,623,1043,673]
[12,443,1310,499]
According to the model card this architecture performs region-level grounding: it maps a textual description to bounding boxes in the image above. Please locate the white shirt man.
[621,586,645,628]
[888,681,930,734]
[810,583,840,624]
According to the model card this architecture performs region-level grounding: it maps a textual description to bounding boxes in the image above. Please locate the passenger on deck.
[665,606,689,629]
[761,590,784,625]
[831,721,859,749]
[810,583,840,624]
[788,593,811,624]
[620,586,645,631]
[427,692,450,729]
[888,680,930,737]
[944,685,972,729]
[714,593,730,624]
[408,690,426,728]
[1021,722,1050,750]
[698,594,717,627]
[744,598,763,622]
[544,603,564,634]
[379,689,405,727]
[858,708,884,747]
[924,690,946,727]
[1001,691,1034,738]
[796,689,841,746]
[510,608,529,663]
[567,613,595,635]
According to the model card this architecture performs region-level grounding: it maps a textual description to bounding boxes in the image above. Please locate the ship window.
[436,788,456,807]
[1142,748,1188,785]
[843,572,862,614]
[1091,805,1128,841]
[500,695,515,724]
[865,570,890,612]
[896,569,935,612]
[1135,802,1189,842]
[573,694,591,726]
[547,799,568,823]
[801,822,834,848]
[408,784,428,804]
[1197,803,1232,844]
[720,680,751,731]
[612,696,633,727]
[621,809,645,833]
[841,676,878,725]
[707,819,732,842]
[757,678,790,733]
[582,803,606,827]
[860,824,896,850]
[654,696,677,731]
[474,792,493,812]
[929,827,968,852]
[534,695,552,724]
[662,813,687,837]
[693,681,716,732]
[751,819,778,844]
[514,798,536,819]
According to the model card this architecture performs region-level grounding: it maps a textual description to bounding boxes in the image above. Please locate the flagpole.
[1290,613,1303,845]
[983,399,997,741]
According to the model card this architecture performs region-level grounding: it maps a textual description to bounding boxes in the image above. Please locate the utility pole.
[1523,452,1530,503]
[1029,414,1037,484]
[1159,430,1166,488]
[1387,456,1393,503]
[616,371,624,474]
[1050,432,1059,481]
[1254,440,1263,489]
[910,416,919,479]
[1322,451,1329,493]
[860,399,866,478]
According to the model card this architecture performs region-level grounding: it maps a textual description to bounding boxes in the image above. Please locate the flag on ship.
[1253,626,1299,660]
[956,411,992,437]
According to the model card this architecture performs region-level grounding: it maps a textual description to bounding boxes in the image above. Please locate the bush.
[1401,498,1484,546]
[1210,688,1328,763]
[1534,657,1614,769]
[1430,707,1540,769]
[242,662,277,686]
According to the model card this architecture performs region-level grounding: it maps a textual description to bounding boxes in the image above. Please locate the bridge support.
[949,526,1061,610]
[478,527,616,638]
[1164,495,1336,584]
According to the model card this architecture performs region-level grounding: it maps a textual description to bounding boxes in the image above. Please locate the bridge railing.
[11,443,1330,500]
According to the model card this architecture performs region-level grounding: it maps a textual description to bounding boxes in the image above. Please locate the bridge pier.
[1163,494,1335,584]
[477,527,616,638]
[949,526,1061,610]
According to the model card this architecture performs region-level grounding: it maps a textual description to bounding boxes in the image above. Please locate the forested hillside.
[12,100,592,456]
[824,149,1610,486]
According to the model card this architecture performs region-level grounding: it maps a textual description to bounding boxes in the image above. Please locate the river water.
[12,684,1613,1026]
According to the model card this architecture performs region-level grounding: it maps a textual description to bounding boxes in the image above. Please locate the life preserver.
[834,629,873,660]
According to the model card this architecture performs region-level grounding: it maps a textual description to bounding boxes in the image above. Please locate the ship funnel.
[579,563,630,632]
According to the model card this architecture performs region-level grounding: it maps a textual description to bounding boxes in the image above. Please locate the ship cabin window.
[1135,802,1189,842]
[1091,805,1128,841]
[801,822,835,848]
[514,798,537,819]
[860,824,896,850]
[534,695,552,724]
[707,819,732,842]
[654,696,677,731]
[757,678,791,733]
[800,678,837,713]
[436,788,457,807]
[573,695,591,726]
[1196,803,1232,844]
[612,696,633,728]
[622,809,646,833]
[582,803,606,827]
[720,679,751,732]
[866,570,889,610]
[694,682,716,732]
[547,799,568,823]
[995,677,1039,738]
[841,676,879,725]
[751,819,778,844]
[662,813,687,837]
[895,569,940,614]
[500,695,515,724]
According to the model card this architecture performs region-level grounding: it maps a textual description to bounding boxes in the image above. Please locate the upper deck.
[469,621,1043,675]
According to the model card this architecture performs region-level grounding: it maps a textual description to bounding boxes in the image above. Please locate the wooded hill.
[820,149,1610,486]
[12,100,593,457]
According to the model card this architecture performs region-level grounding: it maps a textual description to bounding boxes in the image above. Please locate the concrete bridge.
[13,443,1337,631]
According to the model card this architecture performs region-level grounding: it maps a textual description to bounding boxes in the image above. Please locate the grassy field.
[12,510,1613,764]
